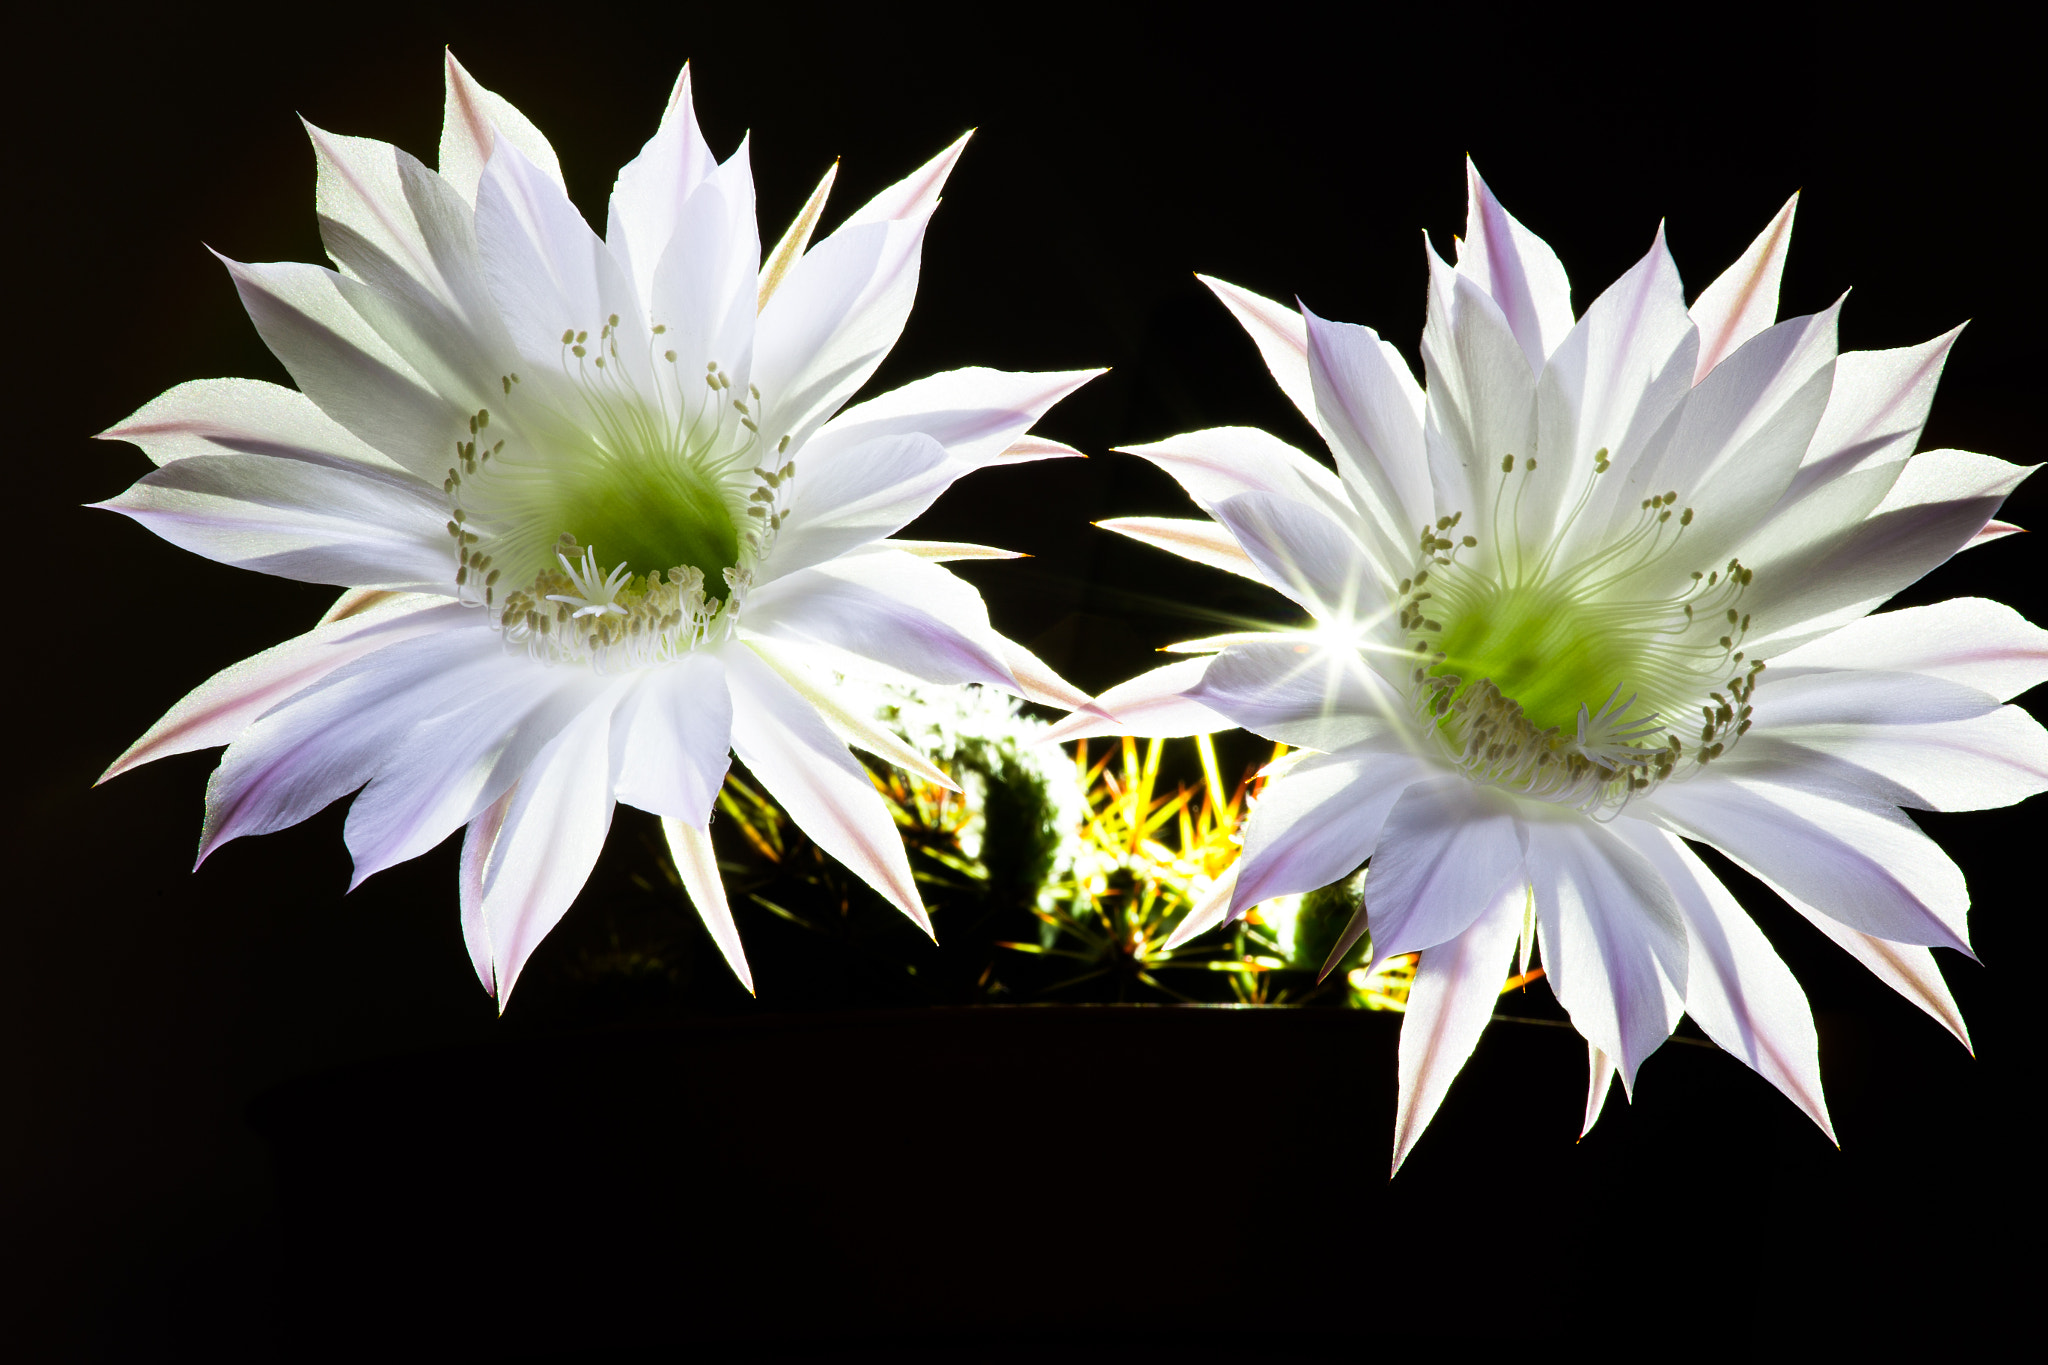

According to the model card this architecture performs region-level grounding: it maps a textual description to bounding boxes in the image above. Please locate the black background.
[6,3,2040,1358]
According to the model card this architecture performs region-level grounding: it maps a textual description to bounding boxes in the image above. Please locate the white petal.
[1743,450,2036,653]
[740,549,1021,690]
[97,377,405,472]
[984,435,1087,467]
[476,696,624,1004]
[460,788,514,995]
[265,169,513,442]
[612,652,734,825]
[438,50,565,208]
[996,637,1097,714]
[1232,746,1433,917]
[647,141,760,383]
[1621,302,1841,584]
[1706,857,1972,1052]
[1197,275,1318,427]
[752,219,928,451]
[1735,670,2048,811]
[1355,776,1527,969]
[1690,193,1798,383]
[662,816,755,995]
[1615,822,1834,1139]
[1189,640,1403,751]
[1210,490,1388,623]
[1797,912,1972,1052]
[474,143,648,378]
[1114,427,1363,554]
[723,644,929,935]
[1771,597,2048,702]
[1736,329,1967,584]
[1968,520,2022,547]
[1753,666,2001,728]
[1783,327,1960,499]
[220,254,465,476]
[743,640,958,790]
[806,366,1100,472]
[1420,255,1538,534]
[344,666,616,887]
[197,622,511,863]
[1300,303,1433,562]
[1040,658,1233,743]
[1097,517,1265,584]
[99,595,461,782]
[838,130,970,228]
[1581,1044,1619,1138]
[604,63,719,307]
[1644,775,1972,954]
[318,588,404,625]
[882,539,1024,563]
[1457,161,1575,372]
[305,120,508,363]
[1526,817,1686,1091]
[750,134,965,439]
[1391,881,1525,1175]
[100,452,453,590]
[1159,865,1239,952]
[1157,633,1279,654]
[1536,225,1699,562]
[759,431,955,581]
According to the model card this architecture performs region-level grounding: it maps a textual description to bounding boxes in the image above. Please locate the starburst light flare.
[96,53,1099,1004]
[1055,162,2048,1171]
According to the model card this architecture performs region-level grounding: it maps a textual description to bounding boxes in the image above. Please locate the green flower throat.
[1396,457,1763,813]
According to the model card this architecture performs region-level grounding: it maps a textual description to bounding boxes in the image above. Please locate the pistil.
[1398,451,1767,814]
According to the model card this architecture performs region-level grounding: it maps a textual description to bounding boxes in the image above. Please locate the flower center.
[1398,452,1763,814]
[435,317,797,671]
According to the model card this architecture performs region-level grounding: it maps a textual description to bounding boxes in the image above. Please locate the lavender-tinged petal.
[1343,774,1525,965]
[611,652,734,825]
[1040,658,1233,743]
[1616,823,1834,1139]
[1526,817,1686,1092]
[662,815,755,995]
[724,645,929,935]
[1231,749,1435,917]
[1768,597,2048,702]
[1457,161,1576,372]
[475,697,623,1005]
[1391,882,1526,1175]
[1643,776,1972,954]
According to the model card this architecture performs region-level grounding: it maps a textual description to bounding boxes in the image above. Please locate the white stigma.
[545,546,633,620]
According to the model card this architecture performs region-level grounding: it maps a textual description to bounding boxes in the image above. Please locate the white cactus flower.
[97,54,1098,1003]
[1058,162,2048,1171]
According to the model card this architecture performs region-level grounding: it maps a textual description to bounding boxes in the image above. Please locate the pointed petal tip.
[1388,1123,1424,1179]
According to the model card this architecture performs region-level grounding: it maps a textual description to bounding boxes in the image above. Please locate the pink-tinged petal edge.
[1391,882,1525,1176]
[662,816,755,995]
[1691,192,1798,383]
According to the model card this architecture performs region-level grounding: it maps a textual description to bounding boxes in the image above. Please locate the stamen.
[1397,477,1765,812]
[434,321,784,665]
